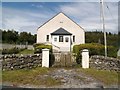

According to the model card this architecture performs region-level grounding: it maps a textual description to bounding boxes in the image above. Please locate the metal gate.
[52,52,76,67]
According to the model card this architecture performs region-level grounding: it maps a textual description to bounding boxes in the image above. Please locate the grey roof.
[51,28,72,35]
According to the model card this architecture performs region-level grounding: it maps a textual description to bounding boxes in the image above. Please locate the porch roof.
[51,28,72,35]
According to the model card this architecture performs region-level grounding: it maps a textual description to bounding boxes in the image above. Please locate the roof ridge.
[51,27,72,35]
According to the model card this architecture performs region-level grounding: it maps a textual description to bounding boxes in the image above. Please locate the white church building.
[37,12,85,52]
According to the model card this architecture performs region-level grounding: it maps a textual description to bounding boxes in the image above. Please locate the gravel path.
[4,68,116,88]
[40,68,104,88]
[30,68,103,88]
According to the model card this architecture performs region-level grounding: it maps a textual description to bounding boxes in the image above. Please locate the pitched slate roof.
[51,28,72,35]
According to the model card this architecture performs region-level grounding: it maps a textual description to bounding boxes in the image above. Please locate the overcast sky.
[0,0,119,34]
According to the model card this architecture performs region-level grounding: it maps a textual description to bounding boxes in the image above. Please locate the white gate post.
[42,49,49,68]
[82,49,89,68]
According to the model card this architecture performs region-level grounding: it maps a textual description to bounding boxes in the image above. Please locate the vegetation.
[2,47,26,55]
[2,47,34,55]
[1,29,118,48]
[33,43,52,53]
[73,43,118,64]
[2,67,118,86]
[85,31,118,48]
[76,68,119,86]
[2,67,61,86]
[1,29,36,45]
[118,56,120,59]
[33,43,54,66]
[73,43,118,57]
[18,49,34,54]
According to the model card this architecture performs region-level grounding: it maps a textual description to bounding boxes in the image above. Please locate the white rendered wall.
[37,13,85,51]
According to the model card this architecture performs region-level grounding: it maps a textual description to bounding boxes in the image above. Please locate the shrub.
[0,49,2,54]
[33,43,52,53]
[73,43,118,64]
[76,50,82,65]
[49,52,55,67]
[33,43,45,48]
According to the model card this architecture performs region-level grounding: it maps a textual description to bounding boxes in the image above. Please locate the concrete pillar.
[82,49,89,68]
[42,49,49,68]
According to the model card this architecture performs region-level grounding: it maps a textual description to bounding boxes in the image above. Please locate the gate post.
[42,49,49,68]
[82,49,89,68]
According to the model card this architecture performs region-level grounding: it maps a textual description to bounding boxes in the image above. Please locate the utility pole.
[100,0,107,57]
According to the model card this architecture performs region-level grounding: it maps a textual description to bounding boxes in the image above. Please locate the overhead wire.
[104,2,116,22]
[100,0,102,31]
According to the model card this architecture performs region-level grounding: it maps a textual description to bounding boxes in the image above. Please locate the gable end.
[37,12,85,32]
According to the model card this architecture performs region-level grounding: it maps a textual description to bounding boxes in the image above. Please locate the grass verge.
[2,67,61,86]
[76,68,119,86]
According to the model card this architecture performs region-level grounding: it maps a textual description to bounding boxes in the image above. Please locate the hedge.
[33,43,53,66]
[73,43,118,64]
[33,43,52,53]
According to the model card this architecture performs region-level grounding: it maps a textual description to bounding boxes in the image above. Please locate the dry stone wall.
[90,55,120,71]
[1,54,120,71]
[1,54,42,71]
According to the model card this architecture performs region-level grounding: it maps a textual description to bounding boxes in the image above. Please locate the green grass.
[2,67,61,86]
[2,67,119,87]
[18,49,34,54]
[3,67,48,85]
[0,70,2,84]
[76,68,119,86]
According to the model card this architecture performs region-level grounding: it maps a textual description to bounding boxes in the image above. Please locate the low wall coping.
[42,49,49,51]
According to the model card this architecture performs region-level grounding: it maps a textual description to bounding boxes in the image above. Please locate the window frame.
[54,37,57,42]
[73,35,75,42]
[59,36,63,42]
[46,35,49,41]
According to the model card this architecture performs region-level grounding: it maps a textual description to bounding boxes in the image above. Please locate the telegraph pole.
[100,0,107,57]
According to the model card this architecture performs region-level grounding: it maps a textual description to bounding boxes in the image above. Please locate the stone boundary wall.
[90,55,120,71]
[1,54,42,71]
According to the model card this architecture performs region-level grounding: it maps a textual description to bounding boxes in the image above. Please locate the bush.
[49,52,55,67]
[73,43,118,64]
[33,43,52,53]
[2,47,25,54]
[33,43,44,48]
[0,49,2,54]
